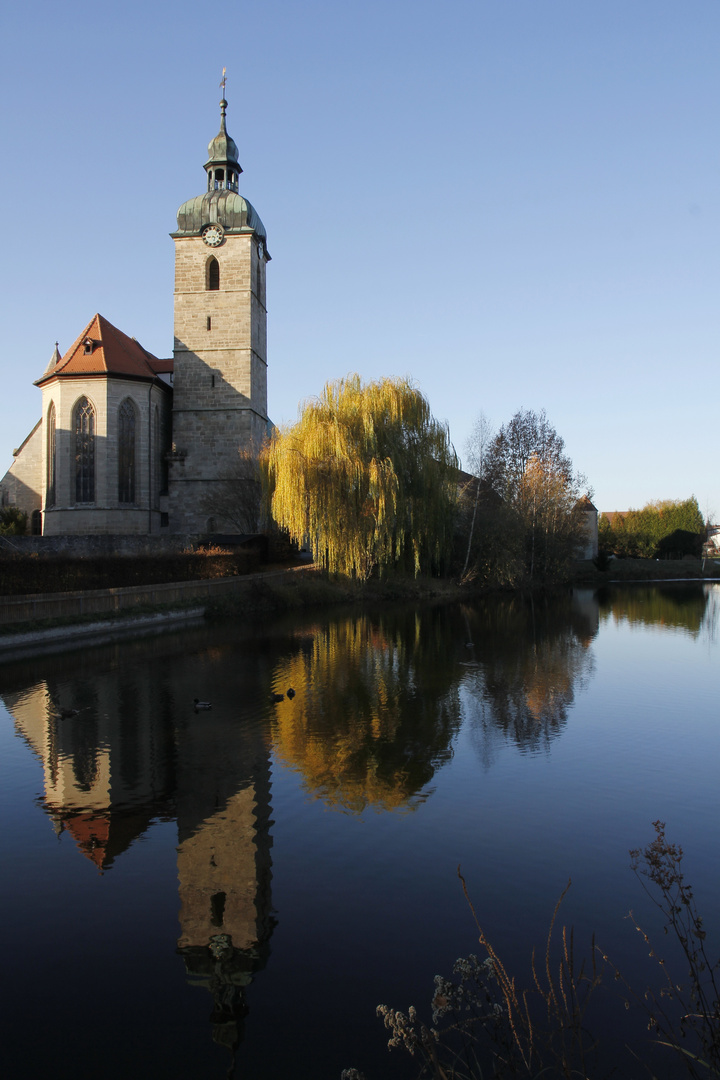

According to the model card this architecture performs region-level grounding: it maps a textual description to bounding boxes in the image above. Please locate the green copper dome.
[173,190,267,240]
[172,97,268,247]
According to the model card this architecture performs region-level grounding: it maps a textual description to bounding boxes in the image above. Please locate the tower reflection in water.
[3,642,275,1063]
[175,690,273,1056]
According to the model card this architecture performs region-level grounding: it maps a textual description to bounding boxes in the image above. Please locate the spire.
[42,341,61,377]
[205,76,242,193]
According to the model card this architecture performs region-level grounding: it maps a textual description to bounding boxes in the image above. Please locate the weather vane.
[220,67,227,95]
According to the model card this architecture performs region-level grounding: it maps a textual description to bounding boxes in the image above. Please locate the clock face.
[202,224,225,247]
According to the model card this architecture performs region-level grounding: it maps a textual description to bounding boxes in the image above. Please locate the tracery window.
[74,397,95,503]
[118,399,136,504]
[46,401,56,507]
[207,256,220,291]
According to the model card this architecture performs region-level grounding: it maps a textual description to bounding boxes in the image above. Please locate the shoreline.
[1,559,718,659]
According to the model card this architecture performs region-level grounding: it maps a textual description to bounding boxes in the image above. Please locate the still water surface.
[1,584,719,1079]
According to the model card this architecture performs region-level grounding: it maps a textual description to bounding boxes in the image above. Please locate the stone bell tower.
[168,94,270,533]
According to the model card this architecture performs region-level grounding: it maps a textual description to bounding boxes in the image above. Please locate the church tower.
[168,94,269,533]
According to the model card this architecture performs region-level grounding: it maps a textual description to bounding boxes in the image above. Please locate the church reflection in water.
[174,689,274,1055]
[3,646,275,1060]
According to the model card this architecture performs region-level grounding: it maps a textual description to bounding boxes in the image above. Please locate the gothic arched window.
[74,397,95,503]
[46,401,56,508]
[118,399,136,504]
[207,257,220,291]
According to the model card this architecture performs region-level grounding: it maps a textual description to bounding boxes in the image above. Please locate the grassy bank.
[203,568,470,618]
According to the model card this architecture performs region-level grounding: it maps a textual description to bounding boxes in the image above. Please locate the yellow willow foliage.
[262,375,458,579]
[268,615,458,813]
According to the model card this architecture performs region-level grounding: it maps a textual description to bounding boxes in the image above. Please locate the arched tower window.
[74,397,95,503]
[207,257,220,291]
[118,399,136,504]
[46,401,56,508]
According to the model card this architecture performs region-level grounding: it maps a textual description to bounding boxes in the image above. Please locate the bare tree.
[485,409,573,501]
[199,447,264,534]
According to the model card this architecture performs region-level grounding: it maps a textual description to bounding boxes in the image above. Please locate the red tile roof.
[148,357,174,375]
[63,812,111,871]
[36,314,173,385]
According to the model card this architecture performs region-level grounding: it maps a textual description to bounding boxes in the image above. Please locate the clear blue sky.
[1,0,717,517]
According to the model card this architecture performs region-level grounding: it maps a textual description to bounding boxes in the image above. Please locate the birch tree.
[461,412,494,577]
[262,375,458,579]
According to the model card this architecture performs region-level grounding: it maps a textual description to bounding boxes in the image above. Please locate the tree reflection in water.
[460,592,598,756]
[598,582,711,636]
[270,606,467,813]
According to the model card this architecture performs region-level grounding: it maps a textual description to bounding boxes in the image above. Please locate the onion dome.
[172,97,268,249]
[174,190,266,240]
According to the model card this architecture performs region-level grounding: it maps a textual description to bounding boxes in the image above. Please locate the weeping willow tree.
[262,375,458,579]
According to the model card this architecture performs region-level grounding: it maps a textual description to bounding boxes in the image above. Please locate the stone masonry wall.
[0,421,42,524]
[41,377,171,536]
[0,533,219,557]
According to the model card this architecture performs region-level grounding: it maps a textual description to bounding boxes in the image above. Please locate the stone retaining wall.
[0,566,309,627]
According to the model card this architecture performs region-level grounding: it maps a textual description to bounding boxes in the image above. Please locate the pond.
[1,584,719,1079]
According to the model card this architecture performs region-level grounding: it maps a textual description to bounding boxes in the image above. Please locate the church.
[0,94,270,537]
